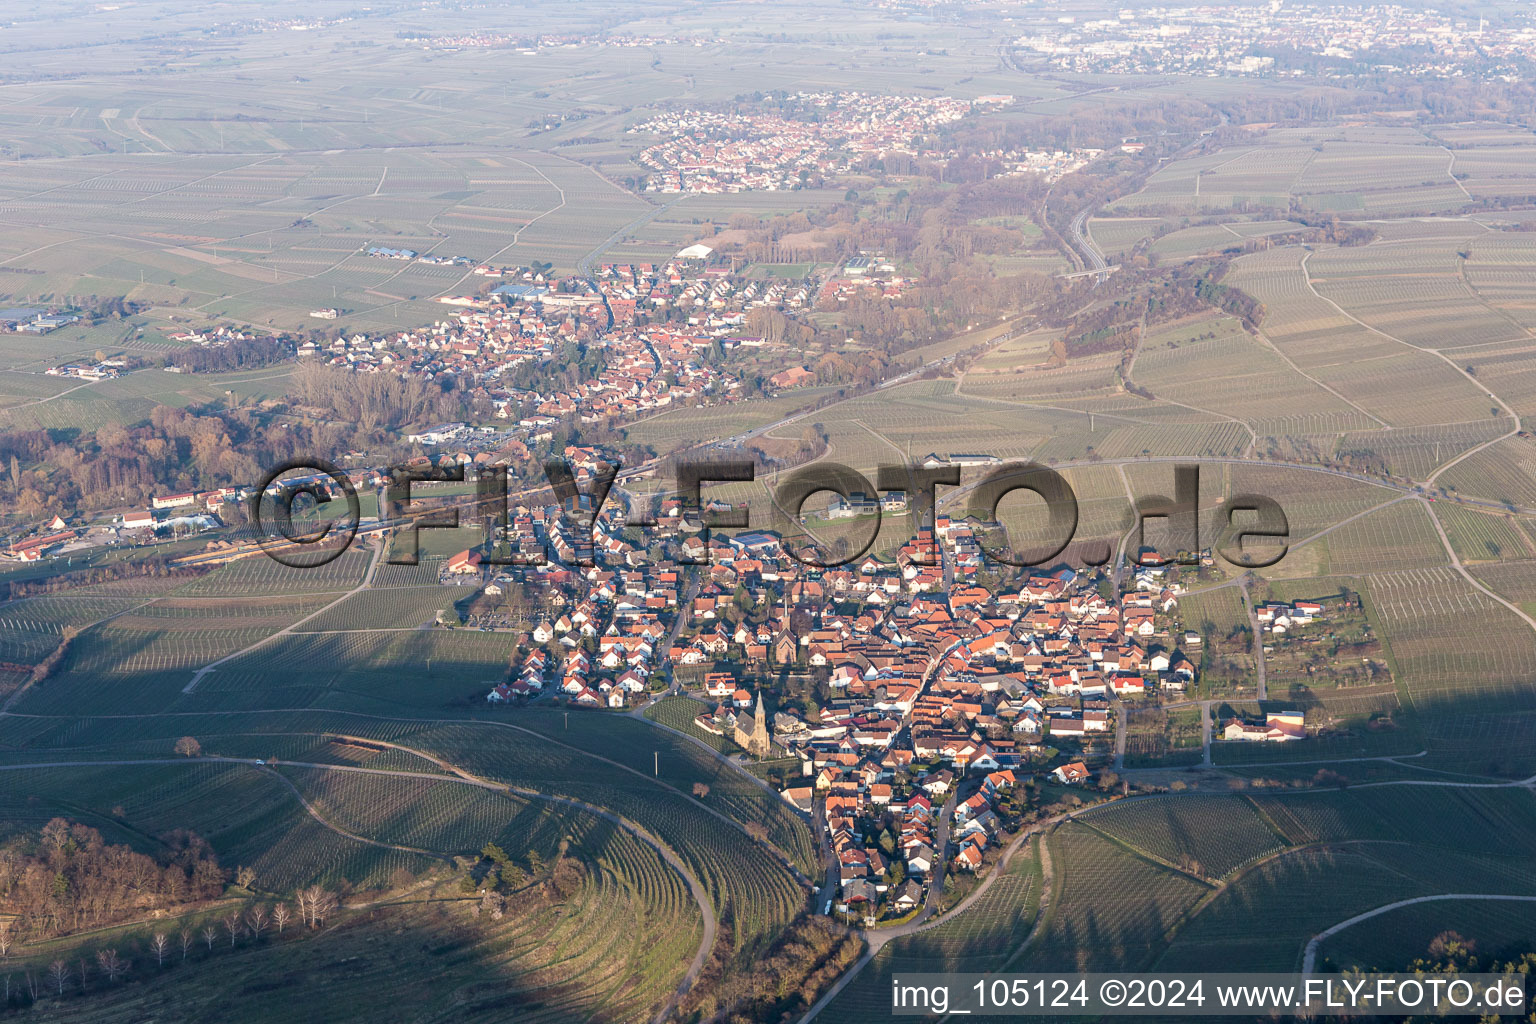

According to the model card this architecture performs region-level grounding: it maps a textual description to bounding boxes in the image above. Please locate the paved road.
[1201,700,1213,765]
[1239,578,1268,701]
[1418,493,1536,634]
[662,571,700,692]
[812,797,839,914]
[908,791,957,928]
[1068,206,1110,281]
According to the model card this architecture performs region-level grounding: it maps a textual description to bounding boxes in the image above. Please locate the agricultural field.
[1335,421,1509,481]
[290,587,465,631]
[0,761,440,891]
[1174,588,1256,695]
[1364,566,1536,715]
[1109,130,1475,219]
[1307,240,1514,349]
[1431,502,1535,563]
[1440,436,1536,511]
[389,719,811,953]
[1318,897,1536,971]
[173,549,373,597]
[1223,465,1399,551]
[0,703,791,957]
[1472,560,1536,616]
[0,146,649,334]
[1121,704,1204,767]
[1155,787,1536,972]
[622,386,842,452]
[182,628,515,712]
[510,708,818,875]
[1027,823,1210,972]
[1,892,698,1024]
[969,327,1057,373]
[1250,786,1536,854]
[1079,795,1286,880]
[1087,216,1169,256]
[1318,499,1446,575]
[1133,315,1380,435]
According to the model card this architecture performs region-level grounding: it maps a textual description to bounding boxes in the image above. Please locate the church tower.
[735,690,773,758]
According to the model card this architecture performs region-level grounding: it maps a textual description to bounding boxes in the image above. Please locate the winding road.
[0,748,718,1023]
[1303,894,1536,973]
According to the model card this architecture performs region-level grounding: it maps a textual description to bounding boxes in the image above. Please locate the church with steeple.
[733,689,773,758]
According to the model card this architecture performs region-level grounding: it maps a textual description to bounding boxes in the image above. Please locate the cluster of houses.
[951,769,1018,872]
[3,516,78,563]
[364,247,475,267]
[571,519,1189,917]
[291,272,746,444]
[595,255,817,326]
[965,145,1105,183]
[811,253,913,308]
[117,491,235,535]
[628,92,973,193]
[44,359,125,381]
[484,502,689,706]
[1255,599,1325,634]
[779,769,945,919]
[165,324,268,347]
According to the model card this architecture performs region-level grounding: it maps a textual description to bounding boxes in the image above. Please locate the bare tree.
[95,948,127,983]
[300,885,335,928]
[313,888,338,928]
[247,904,268,940]
[77,957,89,993]
[298,886,316,927]
[202,925,217,952]
[150,932,170,967]
[235,865,256,890]
[224,912,241,948]
[179,928,193,961]
[173,736,202,757]
[272,902,291,934]
[0,919,11,961]
[48,959,68,997]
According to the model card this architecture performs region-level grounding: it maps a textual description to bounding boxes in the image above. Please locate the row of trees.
[0,887,341,1011]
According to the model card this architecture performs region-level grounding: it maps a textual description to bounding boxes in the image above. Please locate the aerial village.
[466,474,1346,923]
[0,84,1341,925]
[12,240,940,550]
[628,91,1100,193]
[1010,2,1536,79]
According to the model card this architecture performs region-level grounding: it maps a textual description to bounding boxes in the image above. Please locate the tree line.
[0,881,342,1013]
[0,819,225,942]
